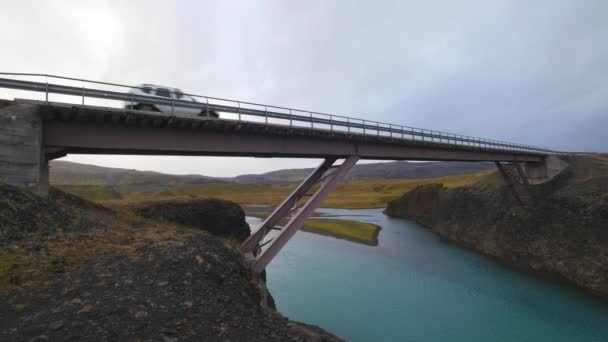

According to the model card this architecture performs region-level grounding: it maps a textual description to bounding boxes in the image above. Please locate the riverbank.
[0,185,342,341]
[385,155,608,300]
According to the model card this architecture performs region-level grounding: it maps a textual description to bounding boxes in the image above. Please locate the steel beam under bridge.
[39,106,544,163]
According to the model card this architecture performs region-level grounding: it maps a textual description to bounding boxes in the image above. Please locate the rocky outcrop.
[385,155,608,299]
[133,198,251,242]
[0,185,341,341]
[133,199,280,311]
[0,185,106,245]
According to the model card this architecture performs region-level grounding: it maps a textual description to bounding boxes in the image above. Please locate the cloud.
[1,0,606,175]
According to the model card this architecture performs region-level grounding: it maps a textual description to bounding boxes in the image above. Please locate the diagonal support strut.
[242,157,337,252]
[495,161,534,205]
[242,156,359,272]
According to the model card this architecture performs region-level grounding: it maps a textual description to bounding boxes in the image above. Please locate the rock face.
[385,155,608,299]
[134,198,251,242]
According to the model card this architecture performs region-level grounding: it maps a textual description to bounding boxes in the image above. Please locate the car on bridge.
[125,84,219,118]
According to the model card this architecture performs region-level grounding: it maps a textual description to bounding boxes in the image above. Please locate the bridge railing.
[0,72,553,154]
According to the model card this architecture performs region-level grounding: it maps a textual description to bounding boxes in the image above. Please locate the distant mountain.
[233,161,495,184]
[51,160,495,188]
[50,161,223,192]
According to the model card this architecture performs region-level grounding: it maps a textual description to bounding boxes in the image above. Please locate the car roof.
[138,84,182,92]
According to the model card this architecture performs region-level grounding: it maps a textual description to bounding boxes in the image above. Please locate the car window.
[155,88,170,98]
[175,92,196,102]
[142,86,152,94]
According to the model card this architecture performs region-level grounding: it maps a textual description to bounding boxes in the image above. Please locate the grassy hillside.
[51,160,493,208]
[59,171,490,209]
[234,161,495,184]
[50,161,222,192]
[51,160,494,187]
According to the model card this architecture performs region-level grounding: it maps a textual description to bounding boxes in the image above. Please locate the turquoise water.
[248,209,608,341]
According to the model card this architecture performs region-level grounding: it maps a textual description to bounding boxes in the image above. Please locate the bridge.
[0,73,566,272]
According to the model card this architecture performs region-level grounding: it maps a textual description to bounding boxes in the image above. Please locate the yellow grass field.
[55,172,489,246]
[89,171,490,209]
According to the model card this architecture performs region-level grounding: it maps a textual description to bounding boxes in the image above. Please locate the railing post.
[347,117,350,135]
[310,112,313,130]
[288,109,292,127]
[401,126,404,140]
[266,106,269,125]
[206,98,209,118]
[171,96,174,115]
[238,102,241,122]
[330,115,333,133]
[363,120,366,135]
[45,76,49,104]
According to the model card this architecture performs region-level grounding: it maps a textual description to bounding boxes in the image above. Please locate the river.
[247,208,608,341]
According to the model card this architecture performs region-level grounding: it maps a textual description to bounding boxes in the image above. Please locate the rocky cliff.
[0,185,341,341]
[385,155,608,299]
[132,198,251,242]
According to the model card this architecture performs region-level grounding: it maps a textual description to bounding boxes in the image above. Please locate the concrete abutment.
[524,155,569,184]
[0,104,49,194]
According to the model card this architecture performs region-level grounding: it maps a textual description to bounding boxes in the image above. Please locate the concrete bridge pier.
[0,104,50,194]
[496,156,569,205]
[523,155,569,184]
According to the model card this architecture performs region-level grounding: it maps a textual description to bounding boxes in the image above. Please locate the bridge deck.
[25,100,545,162]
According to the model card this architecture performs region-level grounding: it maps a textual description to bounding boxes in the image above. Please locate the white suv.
[125,84,219,118]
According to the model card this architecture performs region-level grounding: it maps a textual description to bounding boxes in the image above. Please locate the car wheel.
[137,104,158,112]
[199,110,219,118]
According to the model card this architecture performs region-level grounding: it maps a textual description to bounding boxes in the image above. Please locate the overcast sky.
[1,0,606,176]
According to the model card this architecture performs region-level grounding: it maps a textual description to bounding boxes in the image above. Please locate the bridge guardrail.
[0,72,553,154]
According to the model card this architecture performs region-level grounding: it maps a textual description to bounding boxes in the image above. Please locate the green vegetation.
[59,185,124,201]
[303,219,380,245]
[0,248,22,289]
